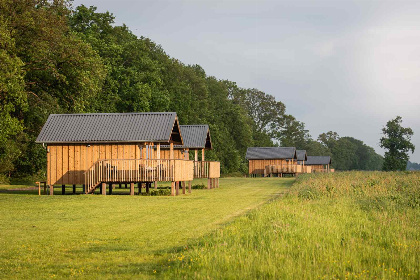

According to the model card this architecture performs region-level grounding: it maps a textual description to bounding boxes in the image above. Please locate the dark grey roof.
[246,147,297,160]
[36,112,183,144]
[305,156,331,165]
[297,150,307,161]
[161,125,212,149]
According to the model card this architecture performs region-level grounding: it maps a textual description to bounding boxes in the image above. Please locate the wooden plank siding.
[248,159,292,175]
[47,143,152,185]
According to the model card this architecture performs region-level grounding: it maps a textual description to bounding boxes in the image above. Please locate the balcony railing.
[85,159,194,193]
[193,161,220,179]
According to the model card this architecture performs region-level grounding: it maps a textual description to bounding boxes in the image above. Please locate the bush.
[140,188,171,196]
[0,174,10,184]
[192,184,206,189]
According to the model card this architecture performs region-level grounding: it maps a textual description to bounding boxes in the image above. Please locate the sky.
[72,0,420,162]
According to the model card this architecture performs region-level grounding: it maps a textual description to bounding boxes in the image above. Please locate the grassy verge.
[163,172,420,279]
[0,177,293,279]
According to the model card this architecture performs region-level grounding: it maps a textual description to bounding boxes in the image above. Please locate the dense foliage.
[380,116,415,171]
[0,0,386,179]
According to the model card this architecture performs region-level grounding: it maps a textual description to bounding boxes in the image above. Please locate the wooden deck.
[264,165,297,176]
[84,159,194,194]
[263,164,313,177]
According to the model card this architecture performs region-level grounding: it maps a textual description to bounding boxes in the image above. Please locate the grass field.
[0,178,293,279]
[1,173,419,279]
[163,172,420,279]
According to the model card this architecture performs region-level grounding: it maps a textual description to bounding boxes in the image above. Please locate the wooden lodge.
[161,125,220,187]
[305,156,333,173]
[36,112,219,196]
[246,147,298,177]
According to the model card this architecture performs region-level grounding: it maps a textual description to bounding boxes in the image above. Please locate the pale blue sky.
[72,0,420,162]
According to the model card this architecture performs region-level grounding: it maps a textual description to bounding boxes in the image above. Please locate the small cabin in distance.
[305,156,333,173]
[246,147,298,177]
[36,112,194,195]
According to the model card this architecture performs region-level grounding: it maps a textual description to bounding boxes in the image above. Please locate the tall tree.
[0,14,27,175]
[380,116,415,171]
[318,131,339,150]
[275,114,310,148]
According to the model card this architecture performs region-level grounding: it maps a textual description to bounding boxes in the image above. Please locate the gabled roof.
[162,125,212,150]
[296,150,307,161]
[305,156,331,165]
[36,112,183,145]
[179,125,212,149]
[246,147,297,160]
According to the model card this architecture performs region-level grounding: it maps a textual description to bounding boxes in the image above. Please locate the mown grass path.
[0,178,293,279]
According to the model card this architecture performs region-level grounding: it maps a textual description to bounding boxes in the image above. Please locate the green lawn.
[0,178,293,279]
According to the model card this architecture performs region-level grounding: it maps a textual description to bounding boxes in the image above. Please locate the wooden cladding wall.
[47,143,155,186]
[311,165,328,172]
[248,159,294,175]
[158,150,185,160]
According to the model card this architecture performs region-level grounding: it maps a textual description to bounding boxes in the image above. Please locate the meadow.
[162,172,420,279]
[1,173,419,279]
[0,178,292,279]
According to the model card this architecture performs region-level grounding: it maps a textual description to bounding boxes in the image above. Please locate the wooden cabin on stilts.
[35,112,195,196]
[246,147,298,177]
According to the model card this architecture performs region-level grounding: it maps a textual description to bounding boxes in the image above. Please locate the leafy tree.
[318,131,339,150]
[304,140,331,157]
[331,138,358,170]
[0,13,27,175]
[0,0,105,177]
[316,132,383,171]
[275,114,310,148]
[380,116,415,171]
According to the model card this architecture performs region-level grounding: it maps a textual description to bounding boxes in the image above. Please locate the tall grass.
[162,172,420,279]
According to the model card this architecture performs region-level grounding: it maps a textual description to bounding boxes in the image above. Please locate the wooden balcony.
[264,164,297,176]
[193,161,220,179]
[85,159,194,194]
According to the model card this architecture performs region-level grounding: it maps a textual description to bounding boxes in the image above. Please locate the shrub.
[140,188,171,196]
[192,184,206,189]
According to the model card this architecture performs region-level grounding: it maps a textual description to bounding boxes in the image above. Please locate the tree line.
[0,1,390,181]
